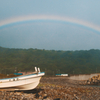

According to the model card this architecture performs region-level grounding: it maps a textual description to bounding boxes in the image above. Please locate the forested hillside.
[0,46,100,76]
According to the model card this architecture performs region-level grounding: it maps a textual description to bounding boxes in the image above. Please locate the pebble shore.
[0,77,100,100]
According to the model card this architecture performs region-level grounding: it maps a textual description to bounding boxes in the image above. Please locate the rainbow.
[0,15,100,34]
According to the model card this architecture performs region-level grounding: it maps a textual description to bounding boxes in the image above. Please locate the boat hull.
[0,72,44,90]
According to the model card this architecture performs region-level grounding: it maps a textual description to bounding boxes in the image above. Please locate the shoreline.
[0,77,100,100]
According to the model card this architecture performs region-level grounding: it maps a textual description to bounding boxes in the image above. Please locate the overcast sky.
[0,0,100,51]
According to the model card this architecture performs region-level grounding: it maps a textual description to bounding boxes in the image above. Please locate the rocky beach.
[0,77,100,100]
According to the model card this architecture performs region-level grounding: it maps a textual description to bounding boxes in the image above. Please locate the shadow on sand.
[13,88,44,94]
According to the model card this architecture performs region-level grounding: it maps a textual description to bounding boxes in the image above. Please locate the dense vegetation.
[0,46,100,76]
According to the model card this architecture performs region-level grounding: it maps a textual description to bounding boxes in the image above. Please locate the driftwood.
[85,74,100,85]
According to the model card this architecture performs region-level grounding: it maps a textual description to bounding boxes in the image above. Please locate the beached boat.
[0,67,45,90]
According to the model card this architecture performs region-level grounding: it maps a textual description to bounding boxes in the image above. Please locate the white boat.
[0,67,45,90]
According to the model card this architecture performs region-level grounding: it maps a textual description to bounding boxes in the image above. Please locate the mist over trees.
[0,46,100,76]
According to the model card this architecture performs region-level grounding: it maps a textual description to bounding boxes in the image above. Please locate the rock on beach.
[0,77,100,100]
